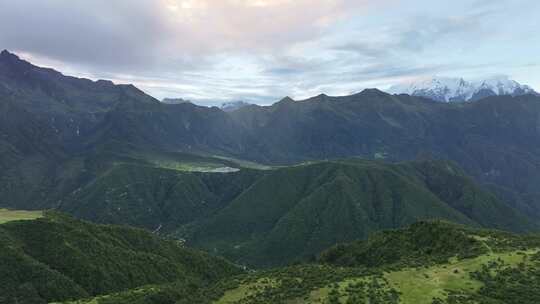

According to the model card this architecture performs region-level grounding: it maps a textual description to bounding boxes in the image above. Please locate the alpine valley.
[2,50,540,304]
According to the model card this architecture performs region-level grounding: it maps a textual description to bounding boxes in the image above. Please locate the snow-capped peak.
[474,75,534,95]
[387,76,537,102]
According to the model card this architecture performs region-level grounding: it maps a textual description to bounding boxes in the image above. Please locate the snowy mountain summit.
[387,76,537,102]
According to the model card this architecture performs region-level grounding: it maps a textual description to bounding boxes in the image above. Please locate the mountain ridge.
[220,100,252,112]
[2,50,540,233]
[387,75,538,102]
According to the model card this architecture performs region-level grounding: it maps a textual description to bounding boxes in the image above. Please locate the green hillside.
[186,159,534,267]
[209,221,540,304]
[59,162,263,232]
[58,156,535,268]
[0,211,241,304]
[319,221,487,268]
[56,222,540,304]
[230,92,540,220]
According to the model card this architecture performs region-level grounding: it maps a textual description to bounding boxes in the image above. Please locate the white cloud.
[1,0,538,105]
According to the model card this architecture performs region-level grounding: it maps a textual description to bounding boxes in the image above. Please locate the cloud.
[164,0,374,51]
[0,0,538,104]
[0,0,386,103]
[0,0,376,73]
[0,1,171,72]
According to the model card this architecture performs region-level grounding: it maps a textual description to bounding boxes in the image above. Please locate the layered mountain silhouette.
[2,50,540,236]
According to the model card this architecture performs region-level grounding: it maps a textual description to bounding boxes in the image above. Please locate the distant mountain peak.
[0,50,159,109]
[278,96,295,103]
[220,100,252,112]
[0,49,25,64]
[387,76,538,102]
[347,88,390,100]
[359,88,387,95]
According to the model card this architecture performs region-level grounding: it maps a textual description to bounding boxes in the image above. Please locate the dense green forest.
[0,211,241,304]
[39,221,540,304]
[45,157,533,267]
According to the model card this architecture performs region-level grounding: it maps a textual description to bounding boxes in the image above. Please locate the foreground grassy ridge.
[56,250,540,304]
[209,222,540,304]
[53,282,228,304]
[46,222,540,304]
[385,249,538,304]
[0,208,42,224]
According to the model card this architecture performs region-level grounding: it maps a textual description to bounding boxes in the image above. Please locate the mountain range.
[2,49,540,303]
[2,49,540,221]
[161,98,252,112]
[219,100,252,112]
[387,75,538,102]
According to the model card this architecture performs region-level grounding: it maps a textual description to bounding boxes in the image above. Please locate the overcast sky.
[1,0,538,105]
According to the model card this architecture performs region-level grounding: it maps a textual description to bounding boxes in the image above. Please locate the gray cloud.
[0,1,377,73]
[0,1,173,73]
[0,0,538,105]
